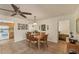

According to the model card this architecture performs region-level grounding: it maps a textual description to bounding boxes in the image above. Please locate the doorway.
[58,20,70,41]
[0,22,14,44]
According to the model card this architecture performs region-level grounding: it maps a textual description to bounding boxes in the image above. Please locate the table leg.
[38,39,40,49]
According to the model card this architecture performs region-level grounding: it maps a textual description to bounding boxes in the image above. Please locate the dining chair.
[28,35,38,47]
[26,32,31,46]
[40,34,48,47]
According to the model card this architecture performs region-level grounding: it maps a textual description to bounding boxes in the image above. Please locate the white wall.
[0,14,29,42]
[13,18,29,42]
[59,20,70,34]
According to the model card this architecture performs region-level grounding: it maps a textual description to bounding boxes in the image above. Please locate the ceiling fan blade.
[11,4,19,12]
[0,8,14,12]
[20,14,27,18]
[11,13,16,16]
[21,12,32,15]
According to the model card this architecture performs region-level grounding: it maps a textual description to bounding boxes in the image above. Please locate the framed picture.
[17,23,28,30]
[41,24,46,31]
[25,24,28,30]
[40,24,49,31]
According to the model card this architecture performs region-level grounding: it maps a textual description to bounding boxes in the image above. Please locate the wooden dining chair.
[28,35,38,47]
[40,35,48,47]
[26,32,31,46]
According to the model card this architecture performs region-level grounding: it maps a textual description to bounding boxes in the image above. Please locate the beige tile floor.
[0,40,67,54]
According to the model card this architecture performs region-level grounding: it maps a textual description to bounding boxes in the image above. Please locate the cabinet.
[59,34,69,41]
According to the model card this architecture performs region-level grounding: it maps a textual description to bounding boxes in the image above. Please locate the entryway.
[58,20,70,42]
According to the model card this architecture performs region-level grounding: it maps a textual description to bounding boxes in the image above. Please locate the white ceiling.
[0,4,79,20]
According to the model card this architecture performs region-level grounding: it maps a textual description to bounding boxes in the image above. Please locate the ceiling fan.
[0,4,32,18]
